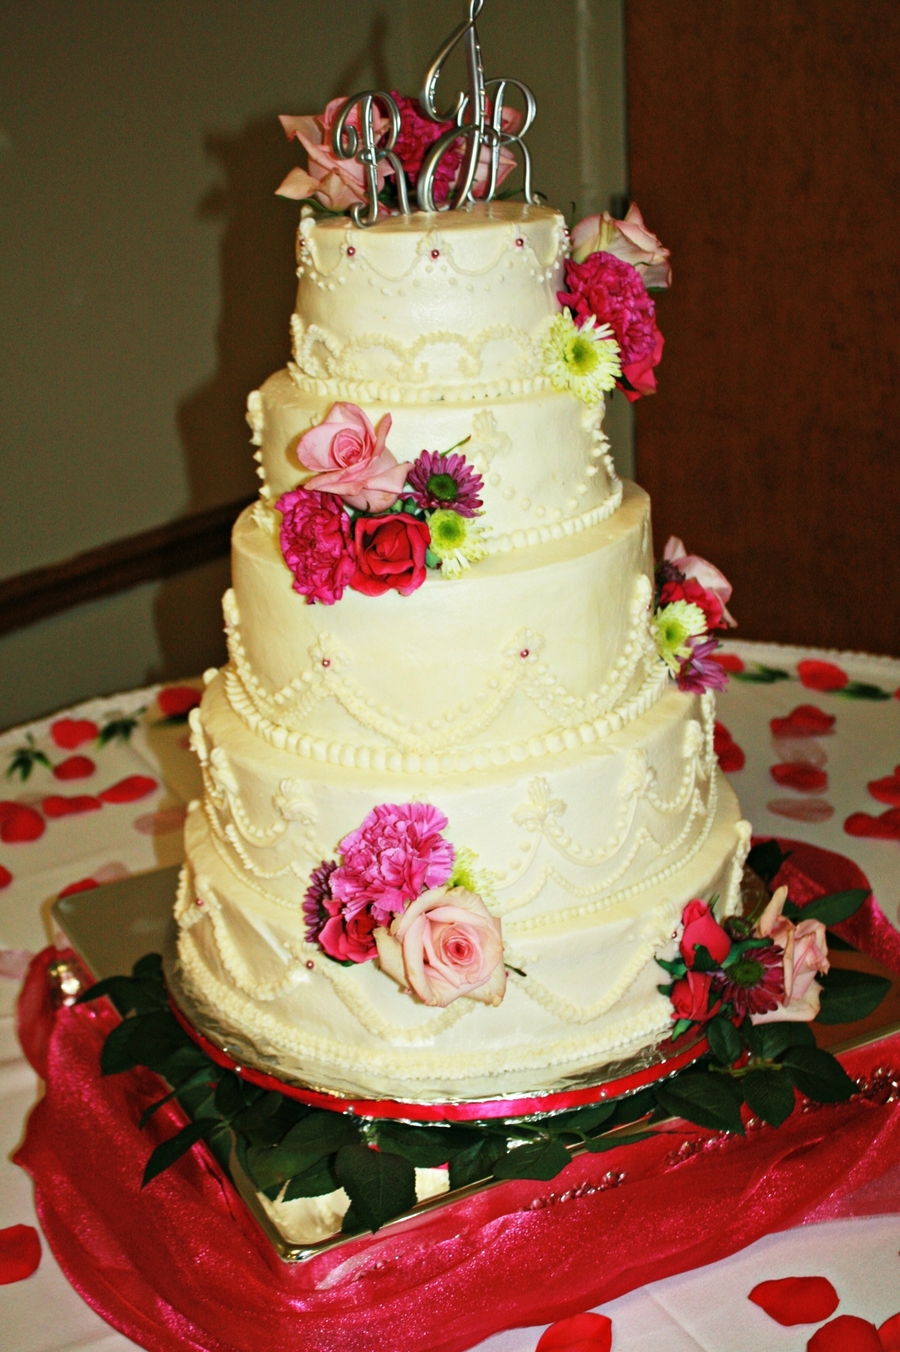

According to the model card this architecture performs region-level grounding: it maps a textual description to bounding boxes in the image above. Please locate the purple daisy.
[303,859,339,945]
[407,450,484,517]
[712,940,785,1019]
[677,637,729,694]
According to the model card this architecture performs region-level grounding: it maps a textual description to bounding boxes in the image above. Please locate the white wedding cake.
[173,195,751,1105]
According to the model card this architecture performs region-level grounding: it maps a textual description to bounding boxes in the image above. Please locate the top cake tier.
[291,201,566,399]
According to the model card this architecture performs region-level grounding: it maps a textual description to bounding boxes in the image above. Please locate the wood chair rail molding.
[0,497,255,639]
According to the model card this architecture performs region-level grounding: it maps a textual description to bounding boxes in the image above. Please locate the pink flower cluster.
[302,803,507,1010]
[559,251,664,401]
[656,535,736,694]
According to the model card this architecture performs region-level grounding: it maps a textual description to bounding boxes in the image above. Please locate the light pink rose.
[276,101,393,211]
[374,886,506,1009]
[570,202,672,289]
[295,403,410,512]
[664,536,737,629]
[751,886,830,1024]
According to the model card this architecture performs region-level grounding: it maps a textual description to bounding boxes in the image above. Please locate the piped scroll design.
[222,578,655,756]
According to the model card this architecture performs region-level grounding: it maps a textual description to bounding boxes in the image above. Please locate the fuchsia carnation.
[275,487,356,606]
[331,803,456,926]
[559,253,664,401]
[391,93,461,204]
[407,451,484,517]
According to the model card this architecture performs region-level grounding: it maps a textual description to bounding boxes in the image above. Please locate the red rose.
[671,970,718,1021]
[350,513,430,597]
[679,898,732,966]
[797,659,848,692]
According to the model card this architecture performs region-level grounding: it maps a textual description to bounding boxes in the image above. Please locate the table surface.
[2,639,899,1351]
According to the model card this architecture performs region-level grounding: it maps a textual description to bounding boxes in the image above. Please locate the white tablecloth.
[2,641,899,1351]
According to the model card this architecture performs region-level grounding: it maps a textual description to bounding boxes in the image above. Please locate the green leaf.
[780,1046,856,1102]
[98,714,141,746]
[816,968,891,1024]
[491,1137,571,1181]
[142,1119,212,1186]
[837,682,891,701]
[139,1067,212,1129]
[282,1156,341,1200]
[706,1015,743,1066]
[670,1017,694,1041]
[100,1018,141,1075]
[424,547,441,569]
[655,1072,745,1134]
[132,953,164,982]
[374,1122,472,1169]
[798,889,870,926]
[746,1020,815,1061]
[732,665,791,684]
[605,1087,657,1129]
[334,1144,417,1233]
[553,1102,617,1137]
[824,931,858,952]
[448,1137,509,1190]
[244,1111,360,1191]
[232,1091,284,1134]
[213,1072,247,1120]
[656,956,688,977]
[688,943,719,973]
[742,1068,796,1126]
[580,1129,653,1153]
[746,840,792,886]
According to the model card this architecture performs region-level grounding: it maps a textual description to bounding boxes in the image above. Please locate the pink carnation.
[331,803,455,926]
[391,93,460,205]
[559,252,664,402]
[275,486,356,606]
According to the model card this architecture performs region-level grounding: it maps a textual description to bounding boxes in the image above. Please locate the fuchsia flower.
[331,803,456,926]
[391,93,461,204]
[303,859,379,964]
[276,101,394,211]
[375,885,506,1008]
[407,451,484,517]
[677,637,730,694]
[296,403,409,512]
[714,940,786,1019]
[303,860,338,945]
[559,253,664,401]
[275,487,356,606]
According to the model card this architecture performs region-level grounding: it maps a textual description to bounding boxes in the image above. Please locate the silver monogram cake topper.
[329,0,538,225]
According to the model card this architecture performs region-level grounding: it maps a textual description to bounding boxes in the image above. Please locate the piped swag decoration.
[276,404,488,605]
[303,802,506,1010]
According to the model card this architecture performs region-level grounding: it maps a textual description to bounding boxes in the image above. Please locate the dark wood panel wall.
[626,0,900,654]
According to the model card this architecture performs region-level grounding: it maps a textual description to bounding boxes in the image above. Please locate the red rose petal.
[767,798,835,823]
[157,685,202,718]
[844,808,900,841]
[0,804,45,843]
[771,763,829,793]
[50,717,98,750]
[0,865,11,888]
[42,794,102,818]
[536,1312,613,1352]
[770,705,836,738]
[52,754,96,781]
[880,1312,900,1352]
[868,769,900,807]
[58,877,99,898]
[797,659,849,693]
[98,775,158,804]
[748,1276,839,1326]
[0,1223,41,1284]
[807,1314,882,1351]
[714,721,746,772]
[712,651,745,673]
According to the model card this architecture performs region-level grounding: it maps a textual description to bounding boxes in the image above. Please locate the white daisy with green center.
[653,600,708,673]
[428,509,489,579]
[542,310,621,406]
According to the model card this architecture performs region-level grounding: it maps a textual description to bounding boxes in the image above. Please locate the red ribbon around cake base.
[13,838,900,1352]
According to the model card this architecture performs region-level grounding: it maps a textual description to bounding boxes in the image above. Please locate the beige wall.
[0,0,627,729]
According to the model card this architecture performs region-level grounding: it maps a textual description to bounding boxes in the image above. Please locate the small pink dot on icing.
[196,897,204,906]
[431,248,440,259]
[321,659,331,668]
[306,960,315,970]
[346,245,356,256]
[519,648,530,659]
[515,237,525,248]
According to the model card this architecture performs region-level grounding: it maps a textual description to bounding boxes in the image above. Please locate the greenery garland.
[77,845,890,1236]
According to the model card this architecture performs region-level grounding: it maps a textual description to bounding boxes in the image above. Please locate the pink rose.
[670,970,719,1022]
[679,899,732,966]
[331,803,455,926]
[663,536,736,629]
[375,886,506,1008]
[571,203,672,289]
[558,253,664,402]
[296,403,409,512]
[276,100,393,211]
[319,908,378,964]
[751,886,830,1024]
[275,487,356,606]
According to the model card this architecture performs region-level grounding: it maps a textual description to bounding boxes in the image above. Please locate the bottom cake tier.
[173,758,749,1103]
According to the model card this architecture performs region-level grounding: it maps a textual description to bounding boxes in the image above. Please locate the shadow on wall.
[151,12,395,684]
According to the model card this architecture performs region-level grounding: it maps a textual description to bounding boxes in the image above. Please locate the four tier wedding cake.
[171,183,751,1105]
